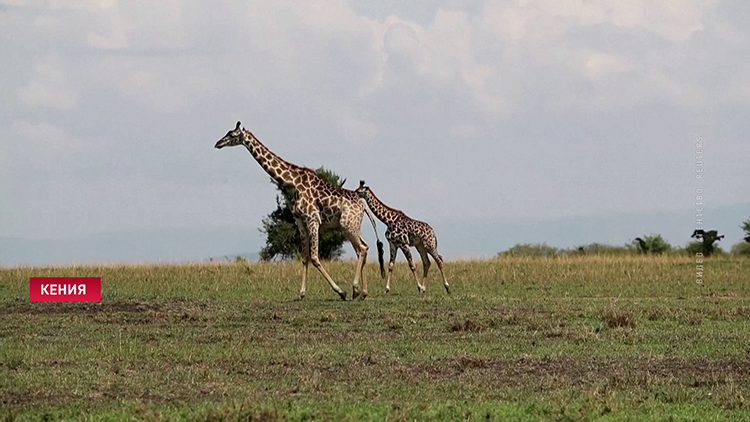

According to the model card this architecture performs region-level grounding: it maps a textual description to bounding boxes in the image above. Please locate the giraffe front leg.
[308,219,347,301]
[386,241,397,294]
[399,245,424,294]
[295,218,310,301]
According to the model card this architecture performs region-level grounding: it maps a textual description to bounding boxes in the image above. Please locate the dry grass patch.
[602,303,637,329]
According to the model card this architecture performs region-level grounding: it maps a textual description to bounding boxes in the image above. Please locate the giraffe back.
[386,212,438,250]
[294,174,365,229]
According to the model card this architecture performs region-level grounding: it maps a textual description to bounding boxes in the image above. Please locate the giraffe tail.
[364,207,386,278]
[377,240,385,279]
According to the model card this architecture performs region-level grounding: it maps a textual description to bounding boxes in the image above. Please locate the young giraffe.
[355,180,449,295]
[215,122,383,301]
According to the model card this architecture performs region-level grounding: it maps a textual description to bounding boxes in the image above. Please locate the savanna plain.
[1,256,749,421]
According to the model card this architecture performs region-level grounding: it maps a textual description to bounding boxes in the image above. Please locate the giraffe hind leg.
[428,248,450,294]
[295,218,311,301]
[386,240,397,294]
[416,243,431,293]
[422,230,449,294]
[358,235,369,300]
[344,228,369,300]
[307,219,347,300]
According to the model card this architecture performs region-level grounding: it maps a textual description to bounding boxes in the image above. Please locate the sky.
[1,0,748,264]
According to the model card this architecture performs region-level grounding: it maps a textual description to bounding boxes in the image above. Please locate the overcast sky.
[1,1,748,262]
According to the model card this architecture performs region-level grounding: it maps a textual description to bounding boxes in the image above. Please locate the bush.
[499,237,674,257]
[644,234,671,255]
[580,243,633,255]
[500,242,650,257]
[684,241,704,256]
[731,242,750,256]
[684,241,725,257]
[632,234,672,255]
[499,243,561,258]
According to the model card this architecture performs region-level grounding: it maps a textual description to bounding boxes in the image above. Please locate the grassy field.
[1,256,749,421]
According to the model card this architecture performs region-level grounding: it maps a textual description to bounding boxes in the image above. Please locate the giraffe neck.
[363,190,401,226]
[243,129,301,188]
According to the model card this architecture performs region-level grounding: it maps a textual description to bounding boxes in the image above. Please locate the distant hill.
[0,227,264,266]
[2,202,747,265]
[428,202,750,259]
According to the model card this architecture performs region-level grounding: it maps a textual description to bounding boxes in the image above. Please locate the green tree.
[632,235,671,255]
[259,168,348,261]
[690,229,724,257]
[642,234,671,255]
[741,218,750,243]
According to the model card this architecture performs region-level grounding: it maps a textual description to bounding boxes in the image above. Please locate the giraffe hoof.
[359,291,368,301]
[385,287,390,294]
[296,292,306,301]
[338,291,347,301]
[352,286,360,300]
[445,285,451,294]
[418,286,426,295]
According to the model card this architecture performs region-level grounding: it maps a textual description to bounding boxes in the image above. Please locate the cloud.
[1,0,748,244]
[88,56,217,113]
[16,54,79,110]
[0,0,31,6]
[48,0,117,12]
[478,1,718,44]
[12,120,84,149]
[6,0,742,118]
[449,124,479,138]
[0,121,85,183]
[86,14,127,49]
[14,1,735,122]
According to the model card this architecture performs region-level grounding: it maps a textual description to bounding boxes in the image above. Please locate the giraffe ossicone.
[215,122,382,301]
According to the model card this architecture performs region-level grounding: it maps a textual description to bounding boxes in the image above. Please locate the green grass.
[1,256,749,421]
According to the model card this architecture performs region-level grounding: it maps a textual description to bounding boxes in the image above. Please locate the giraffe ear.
[235,121,241,130]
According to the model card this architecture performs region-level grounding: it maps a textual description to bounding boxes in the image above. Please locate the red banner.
[29,277,101,302]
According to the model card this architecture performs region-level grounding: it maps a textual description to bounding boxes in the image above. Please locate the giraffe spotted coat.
[355,180,449,295]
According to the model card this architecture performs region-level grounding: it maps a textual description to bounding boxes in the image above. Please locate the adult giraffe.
[215,122,383,301]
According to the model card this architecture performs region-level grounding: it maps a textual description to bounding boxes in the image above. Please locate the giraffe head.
[354,180,370,198]
[214,121,247,149]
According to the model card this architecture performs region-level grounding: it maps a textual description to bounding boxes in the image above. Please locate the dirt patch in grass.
[0,301,163,315]
[3,354,750,409]
[0,382,225,408]
[448,318,483,332]
[0,391,71,407]
[398,356,750,391]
